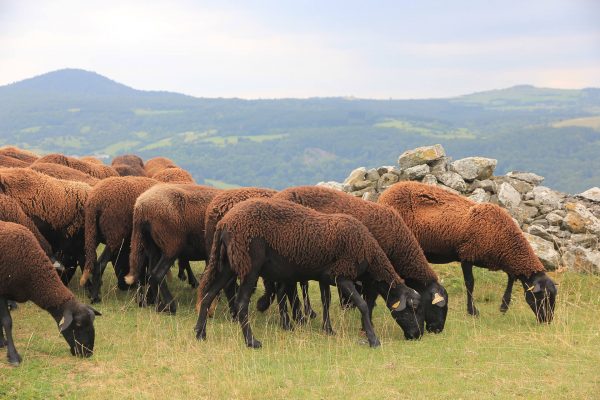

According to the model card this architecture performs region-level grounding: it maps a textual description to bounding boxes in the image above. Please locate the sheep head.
[521,272,557,323]
[57,299,101,357]
[382,283,424,340]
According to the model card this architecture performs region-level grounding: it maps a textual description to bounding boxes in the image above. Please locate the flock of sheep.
[0,146,557,366]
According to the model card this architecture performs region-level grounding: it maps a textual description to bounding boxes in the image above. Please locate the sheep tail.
[80,203,99,286]
[196,226,223,313]
[124,218,145,285]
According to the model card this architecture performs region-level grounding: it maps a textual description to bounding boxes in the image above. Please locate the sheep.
[196,198,423,349]
[0,221,101,366]
[378,181,557,323]
[112,154,146,177]
[0,168,91,285]
[124,184,220,313]
[80,156,104,165]
[80,176,159,303]
[29,162,100,186]
[0,155,30,168]
[113,163,146,177]
[144,157,177,178]
[0,146,39,163]
[34,153,118,179]
[273,186,448,333]
[152,167,195,184]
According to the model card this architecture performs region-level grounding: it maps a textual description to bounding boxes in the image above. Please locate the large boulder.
[579,187,600,203]
[450,157,497,181]
[497,182,521,209]
[524,232,561,270]
[469,188,490,203]
[421,174,437,186]
[377,173,400,191]
[506,171,545,186]
[437,171,467,192]
[397,144,446,169]
[562,202,600,235]
[343,167,367,186]
[561,246,600,274]
[404,164,430,180]
[532,186,564,209]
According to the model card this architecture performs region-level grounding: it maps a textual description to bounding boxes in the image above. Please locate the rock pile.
[318,144,600,273]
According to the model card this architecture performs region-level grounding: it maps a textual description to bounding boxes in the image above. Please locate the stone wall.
[318,144,600,273]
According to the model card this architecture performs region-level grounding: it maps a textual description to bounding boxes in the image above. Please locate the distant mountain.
[0,69,599,192]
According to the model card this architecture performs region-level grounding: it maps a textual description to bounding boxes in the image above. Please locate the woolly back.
[30,162,100,185]
[112,154,144,168]
[144,157,177,177]
[113,164,146,177]
[0,146,39,163]
[0,221,73,309]
[204,187,278,255]
[218,198,401,284]
[0,155,30,168]
[276,186,437,283]
[0,168,91,237]
[80,156,104,165]
[460,203,546,276]
[35,153,118,179]
[152,167,195,184]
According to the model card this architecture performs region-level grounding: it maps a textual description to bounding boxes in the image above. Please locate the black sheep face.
[388,286,424,340]
[59,301,101,357]
[521,273,557,323]
[420,282,448,334]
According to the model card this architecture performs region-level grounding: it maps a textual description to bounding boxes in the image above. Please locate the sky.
[0,0,599,99]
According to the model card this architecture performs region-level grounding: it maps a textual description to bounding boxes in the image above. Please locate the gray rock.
[316,181,344,191]
[421,174,437,186]
[429,157,449,175]
[365,168,380,182]
[362,191,380,202]
[353,180,376,191]
[398,144,446,169]
[523,232,561,270]
[377,166,394,176]
[545,212,564,226]
[437,171,467,192]
[507,178,533,195]
[539,205,556,215]
[351,187,374,197]
[570,234,598,249]
[344,167,367,186]
[437,184,461,196]
[472,179,495,193]
[527,225,555,242]
[561,246,600,273]
[450,157,497,181]
[562,202,600,235]
[506,171,545,185]
[510,205,539,223]
[554,230,572,239]
[404,164,430,180]
[497,182,521,209]
[532,186,564,209]
[377,173,399,191]
[489,194,499,205]
[578,187,600,203]
[469,188,490,203]
[530,218,550,228]
[386,166,403,177]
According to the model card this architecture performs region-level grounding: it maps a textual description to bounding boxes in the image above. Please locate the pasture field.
[1,263,599,399]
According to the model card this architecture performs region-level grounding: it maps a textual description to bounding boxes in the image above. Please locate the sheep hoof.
[246,339,262,349]
[255,296,271,312]
[8,354,22,366]
[499,302,510,313]
[323,328,336,336]
[369,338,381,348]
[308,309,317,319]
[467,306,480,317]
[195,329,206,341]
[178,272,186,281]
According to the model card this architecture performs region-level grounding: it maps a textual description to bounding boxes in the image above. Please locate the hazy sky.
[1,0,599,98]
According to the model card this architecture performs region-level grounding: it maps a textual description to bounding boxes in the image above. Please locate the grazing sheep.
[196,198,423,349]
[144,157,177,178]
[0,155,30,168]
[30,162,99,186]
[112,154,146,177]
[378,181,557,322]
[0,221,101,366]
[152,167,195,184]
[0,146,39,163]
[34,153,118,179]
[81,176,159,302]
[0,168,91,285]
[80,156,104,165]
[113,164,146,177]
[274,186,448,333]
[125,184,220,313]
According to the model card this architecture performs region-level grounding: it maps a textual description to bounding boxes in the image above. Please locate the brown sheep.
[0,146,39,163]
[144,157,177,178]
[29,162,99,186]
[0,155,30,168]
[112,154,144,169]
[125,184,220,313]
[274,186,448,333]
[34,153,118,179]
[152,167,195,184]
[0,221,101,365]
[81,176,159,302]
[195,198,423,348]
[80,156,104,165]
[0,168,91,285]
[378,181,557,322]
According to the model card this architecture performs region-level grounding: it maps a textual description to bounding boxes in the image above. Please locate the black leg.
[89,247,112,303]
[300,281,317,319]
[223,280,239,320]
[195,269,236,340]
[461,261,479,316]
[256,279,276,312]
[286,284,306,324]
[362,280,378,333]
[177,260,187,281]
[237,271,262,349]
[181,259,199,288]
[0,297,22,366]
[319,281,335,335]
[500,274,515,313]
[276,283,292,331]
[337,278,380,348]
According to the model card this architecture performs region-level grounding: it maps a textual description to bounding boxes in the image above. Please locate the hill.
[1,69,599,192]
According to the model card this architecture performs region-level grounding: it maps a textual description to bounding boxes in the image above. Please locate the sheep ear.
[88,306,102,316]
[58,310,73,333]
[391,296,406,312]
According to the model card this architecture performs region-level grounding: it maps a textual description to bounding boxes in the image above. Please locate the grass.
[552,116,600,131]
[374,119,476,139]
[1,264,599,399]
[103,140,141,156]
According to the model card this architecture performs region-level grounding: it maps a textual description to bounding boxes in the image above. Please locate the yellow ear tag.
[391,301,401,310]
[526,285,535,292]
[432,293,444,305]
[59,317,65,328]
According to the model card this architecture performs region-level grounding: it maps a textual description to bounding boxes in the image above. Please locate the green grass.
[375,119,476,139]
[552,116,600,131]
[139,137,173,151]
[103,140,141,155]
[1,264,599,399]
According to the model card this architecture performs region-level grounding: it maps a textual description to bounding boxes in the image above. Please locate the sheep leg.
[337,278,380,348]
[237,270,262,349]
[89,247,112,303]
[150,255,177,314]
[113,247,132,291]
[300,281,317,319]
[222,280,239,320]
[177,260,187,281]
[461,262,479,316]
[195,270,236,341]
[276,283,293,331]
[285,284,307,324]
[500,274,515,313]
[361,280,378,333]
[256,278,276,312]
[0,298,21,366]
[319,281,335,335]
[179,259,199,289]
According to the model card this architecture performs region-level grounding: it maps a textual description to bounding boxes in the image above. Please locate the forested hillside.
[1,69,599,192]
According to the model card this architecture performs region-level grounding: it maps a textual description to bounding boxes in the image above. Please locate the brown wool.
[144,157,178,178]
[30,162,100,186]
[0,155,30,168]
[0,146,39,164]
[152,167,195,184]
[34,153,118,179]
